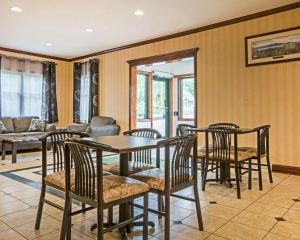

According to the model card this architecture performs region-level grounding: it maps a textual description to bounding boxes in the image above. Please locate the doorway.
[128,48,198,137]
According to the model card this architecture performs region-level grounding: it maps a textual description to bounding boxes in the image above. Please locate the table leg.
[119,153,131,233]
[1,142,6,160]
[12,143,17,163]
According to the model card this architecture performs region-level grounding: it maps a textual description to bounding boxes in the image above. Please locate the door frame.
[127,47,199,130]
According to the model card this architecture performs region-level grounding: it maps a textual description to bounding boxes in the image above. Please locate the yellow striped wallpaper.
[80,8,300,168]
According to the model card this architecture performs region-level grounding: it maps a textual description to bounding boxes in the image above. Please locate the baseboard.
[272,164,300,176]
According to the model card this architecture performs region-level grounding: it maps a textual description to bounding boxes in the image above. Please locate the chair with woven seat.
[35,130,91,230]
[177,124,207,173]
[130,134,204,240]
[202,127,255,198]
[239,125,273,190]
[103,128,162,175]
[61,138,149,240]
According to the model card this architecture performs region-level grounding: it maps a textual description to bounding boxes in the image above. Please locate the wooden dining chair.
[176,123,195,136]
[35,130,89,230]
[202,128,255,198]
[103,128,162,175]
[206,123,240,181]
[238,125,273,190]
[130,134,204,240]
[61,138,150,240]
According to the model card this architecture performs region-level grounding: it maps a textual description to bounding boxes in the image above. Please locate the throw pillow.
[28,119,46,132]
[0,120,8,133]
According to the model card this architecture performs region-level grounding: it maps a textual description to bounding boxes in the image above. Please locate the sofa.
[0,116,56,152]
[67,116,120,137]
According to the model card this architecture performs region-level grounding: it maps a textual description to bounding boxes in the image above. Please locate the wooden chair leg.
[202,159,209,191]
[248,159,252,190]
[108,207,113,225]
[66,196,72,240]
[35,183,46,229]
[194,184,204,231]
[266,155,273,183]
[239,163,243,182]
[200,157,205,182]
[257,157,263,191]
[215,161,219,183]
[97,205,104,240]
[234,162,241,199]
[60,193,70,240]
[164,194,171,240]
[143,193,149,240]
[158,194,162,219]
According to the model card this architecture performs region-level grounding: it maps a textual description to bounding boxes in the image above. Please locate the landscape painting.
[245,26,300,66]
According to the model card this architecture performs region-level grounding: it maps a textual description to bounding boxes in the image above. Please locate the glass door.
[152,77,170,137]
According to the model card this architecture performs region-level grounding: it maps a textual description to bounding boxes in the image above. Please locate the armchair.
[67,116,120,137]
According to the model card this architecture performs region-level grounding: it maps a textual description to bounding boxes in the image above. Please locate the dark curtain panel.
[88,58,99,121]
[0,56,2,117]
[42,62,58,123]
[73,62,82,122]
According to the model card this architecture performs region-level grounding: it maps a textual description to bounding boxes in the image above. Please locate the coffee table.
[1,136,41,163]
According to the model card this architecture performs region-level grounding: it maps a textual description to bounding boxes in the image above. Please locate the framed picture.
[245,26,300,67]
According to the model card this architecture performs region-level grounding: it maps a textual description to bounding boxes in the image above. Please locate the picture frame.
[245,26,300,67]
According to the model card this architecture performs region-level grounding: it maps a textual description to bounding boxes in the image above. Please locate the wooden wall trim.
[0,46,70,62]
[272,164,300,176]
[70,2,300,61]
[127,48,199,66]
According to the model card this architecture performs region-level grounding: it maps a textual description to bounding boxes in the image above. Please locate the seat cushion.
[44,170,112,191]
[44,170,75,191]
[13,116,38,132]
[130,168,193,191]
[208,150,255,161]
[103,162,156,175]
[0,117,14,132]
[238,147,267,158]
[98,175,149,204]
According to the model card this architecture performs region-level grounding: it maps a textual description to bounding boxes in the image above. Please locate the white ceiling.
[0,0,297,59]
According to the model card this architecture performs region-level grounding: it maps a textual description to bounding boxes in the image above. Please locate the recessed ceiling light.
[10,6,23,12]
[134,10,144,16]
[85,28,94,33]
[45,43,53,47]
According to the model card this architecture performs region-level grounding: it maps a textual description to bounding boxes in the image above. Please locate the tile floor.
[1,153,300,239]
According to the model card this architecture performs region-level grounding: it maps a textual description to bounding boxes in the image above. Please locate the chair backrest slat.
[65,138,111,200]
[256,125,270,156]
[39,130,89,176]
[124,128,162,166]
[176,124,195,136]
[158,134,197,189]
[205,128,236,162]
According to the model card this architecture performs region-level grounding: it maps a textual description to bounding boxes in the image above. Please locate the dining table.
[82,135,162,232]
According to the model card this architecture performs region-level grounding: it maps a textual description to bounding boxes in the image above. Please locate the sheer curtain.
[79,61,91,123]
[73,59,99,123]
[0,57,43,118]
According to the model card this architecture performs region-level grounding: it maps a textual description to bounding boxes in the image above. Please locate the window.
[0,58,43,118]
[178,76,195,120]
[136,73,149,120]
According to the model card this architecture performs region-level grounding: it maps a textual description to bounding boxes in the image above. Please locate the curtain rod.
[0,54,57,65]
